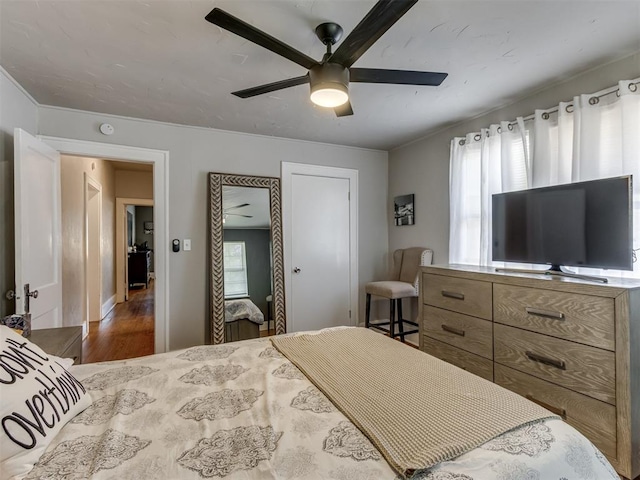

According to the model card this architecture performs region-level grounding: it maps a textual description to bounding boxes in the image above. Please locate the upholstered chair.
[365,247,433,342]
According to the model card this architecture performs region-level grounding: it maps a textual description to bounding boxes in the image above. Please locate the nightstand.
[29,326,83,365]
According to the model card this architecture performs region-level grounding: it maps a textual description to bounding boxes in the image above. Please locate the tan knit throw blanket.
[271,328,556,477]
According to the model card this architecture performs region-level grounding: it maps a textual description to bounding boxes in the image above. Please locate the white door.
[14,128,62,329]
[283,163,358,332]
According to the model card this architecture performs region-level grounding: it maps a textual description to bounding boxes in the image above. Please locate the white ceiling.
[222,186,271,229]
[2,1,639,150]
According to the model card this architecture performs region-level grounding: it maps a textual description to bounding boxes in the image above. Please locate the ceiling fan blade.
[225,203,250,211]
[227,213,253,218]
[334,101,354,117]
[206,8,319,70]
[232,75,310,98]
[350,68,448,86]
[328,0,419,68]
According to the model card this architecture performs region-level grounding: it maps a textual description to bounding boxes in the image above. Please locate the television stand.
[494,264,609,284]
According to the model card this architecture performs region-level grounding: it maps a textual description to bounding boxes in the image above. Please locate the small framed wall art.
[394,194,415,226]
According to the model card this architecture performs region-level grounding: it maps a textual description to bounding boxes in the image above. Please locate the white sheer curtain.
[449,121,530,266]
[450,79,640,278]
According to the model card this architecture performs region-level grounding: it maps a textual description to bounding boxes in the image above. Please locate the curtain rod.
[517,80,639,123]
[461,80,638,144]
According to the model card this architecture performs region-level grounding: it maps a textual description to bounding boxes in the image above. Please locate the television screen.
[492,176,633,270]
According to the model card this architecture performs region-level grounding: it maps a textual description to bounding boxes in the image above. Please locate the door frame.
[39,135,170,354]
[281,162,359,331]
[84,173,102,335]
[116,198,153,303]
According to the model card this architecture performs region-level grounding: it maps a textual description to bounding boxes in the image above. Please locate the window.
[223,241,248,298]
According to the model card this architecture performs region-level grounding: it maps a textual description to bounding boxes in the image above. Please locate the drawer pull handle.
[525,395,567,419]
[441,324,465,337]
[525,351,566,370]
[525,307,565,320]
[441,290,464,300]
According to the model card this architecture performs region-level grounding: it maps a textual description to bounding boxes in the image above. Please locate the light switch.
[184,239,191,251]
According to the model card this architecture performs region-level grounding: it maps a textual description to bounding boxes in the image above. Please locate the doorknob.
[293,267,301,274]
[24,284,39,313]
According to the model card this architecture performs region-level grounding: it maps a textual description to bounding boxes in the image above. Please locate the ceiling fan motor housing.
[315,22,344,46]
[309,63,350,107]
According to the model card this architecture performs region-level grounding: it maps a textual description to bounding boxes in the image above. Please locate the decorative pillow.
[0,326,92,479]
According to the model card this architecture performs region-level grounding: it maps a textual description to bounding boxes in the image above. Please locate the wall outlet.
[184,239,191,251]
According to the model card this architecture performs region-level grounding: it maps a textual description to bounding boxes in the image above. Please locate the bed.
[1,326,619,480]
[224,298,264,342]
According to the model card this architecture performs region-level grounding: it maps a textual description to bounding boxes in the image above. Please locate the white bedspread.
[224,298,264,324]
[24,335,618,479]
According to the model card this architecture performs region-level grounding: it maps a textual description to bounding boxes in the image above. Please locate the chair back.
[393,247,433,285]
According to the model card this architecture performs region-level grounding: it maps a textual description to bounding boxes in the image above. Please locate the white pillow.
[0,326,92,479]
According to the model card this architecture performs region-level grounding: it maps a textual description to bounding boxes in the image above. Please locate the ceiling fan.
[224,203,253,219]
[205,0,448,117]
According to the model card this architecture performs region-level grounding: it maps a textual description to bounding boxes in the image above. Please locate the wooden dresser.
[419,264,639,480]
[128,250,151,288]
[29,326,83,365]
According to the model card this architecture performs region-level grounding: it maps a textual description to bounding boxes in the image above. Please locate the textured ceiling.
[2,1,639,150]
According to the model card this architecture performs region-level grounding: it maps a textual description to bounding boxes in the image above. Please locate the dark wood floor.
[260,328,276,337]
[82,283,155,364]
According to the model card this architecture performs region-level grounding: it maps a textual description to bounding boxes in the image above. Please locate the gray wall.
[223,229,271,319]
[37,105,389,350]
[388,52,640,265]
[0,69,38,317]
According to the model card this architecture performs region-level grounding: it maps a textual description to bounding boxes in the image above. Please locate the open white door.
[13,128,62,329]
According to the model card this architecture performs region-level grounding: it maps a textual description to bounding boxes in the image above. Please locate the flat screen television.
[492,175,633,271]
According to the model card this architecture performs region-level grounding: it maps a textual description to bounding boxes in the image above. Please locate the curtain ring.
[497,126,502,133]
[588,97,599,105]
[474,134,482,141]
[459,139,466,146]
[629,83,638,93]
[565,104,574,113]
[541,112,550,120]
[508,123,514,131]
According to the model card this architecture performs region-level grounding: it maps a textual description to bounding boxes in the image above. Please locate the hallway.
[82,283,155,363]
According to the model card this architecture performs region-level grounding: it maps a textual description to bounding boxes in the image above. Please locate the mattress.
[23,331,618,479]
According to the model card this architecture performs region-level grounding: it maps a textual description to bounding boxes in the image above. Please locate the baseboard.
[101,294,117,319]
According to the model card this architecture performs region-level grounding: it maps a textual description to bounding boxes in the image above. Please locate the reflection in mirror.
[222,186,274,341]
[209,173,285,345]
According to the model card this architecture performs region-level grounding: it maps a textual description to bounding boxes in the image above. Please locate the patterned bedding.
[24,335,618,480]
[224,298,264,325]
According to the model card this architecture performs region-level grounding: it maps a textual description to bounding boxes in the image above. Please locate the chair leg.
[397,299,405,342]
[389,299,396,339]
[365,293,371,328]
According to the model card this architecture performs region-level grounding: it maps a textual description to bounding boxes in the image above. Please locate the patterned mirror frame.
[209,173,286,344]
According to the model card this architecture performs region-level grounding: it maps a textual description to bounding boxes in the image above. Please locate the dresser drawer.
[494,324,615,404]
[423,336,493,381]
[494,284,615,350]
[422,273,492,320]
[422,305,493,359]
[495,364,616,458]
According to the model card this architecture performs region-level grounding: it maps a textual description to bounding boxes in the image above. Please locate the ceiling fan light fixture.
[309,63,349,108]
[310,85,349,108]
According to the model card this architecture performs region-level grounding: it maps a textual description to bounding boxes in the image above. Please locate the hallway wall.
[60,155,116,326]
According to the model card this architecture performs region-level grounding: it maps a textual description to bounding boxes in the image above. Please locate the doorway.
[282,162,358,332]
[60,156,156,362]
[41,135,169,354]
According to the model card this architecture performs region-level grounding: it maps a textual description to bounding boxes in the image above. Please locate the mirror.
[208,173,285,344]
